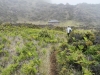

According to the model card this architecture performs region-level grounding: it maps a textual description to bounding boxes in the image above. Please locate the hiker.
[66,26,72,36]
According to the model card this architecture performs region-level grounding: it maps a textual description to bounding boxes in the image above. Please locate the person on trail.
[66,26,72,36]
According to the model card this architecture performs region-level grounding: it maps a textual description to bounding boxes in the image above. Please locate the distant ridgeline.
[0,0,100,26]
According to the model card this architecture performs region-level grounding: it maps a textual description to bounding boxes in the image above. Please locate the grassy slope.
[0,24,100,75]
[0,24,67,75]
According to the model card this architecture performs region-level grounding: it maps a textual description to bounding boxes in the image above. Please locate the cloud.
[51,0,100,5]
[37,0,51,3]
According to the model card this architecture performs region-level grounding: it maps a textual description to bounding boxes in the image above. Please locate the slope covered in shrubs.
[0,24,100,75]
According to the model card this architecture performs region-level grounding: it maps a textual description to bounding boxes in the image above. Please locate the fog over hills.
[0,0,100,26]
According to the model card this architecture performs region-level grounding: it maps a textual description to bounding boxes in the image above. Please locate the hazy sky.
[51,0,100,5]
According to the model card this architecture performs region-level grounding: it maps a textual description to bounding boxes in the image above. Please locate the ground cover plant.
[0,23,100,75]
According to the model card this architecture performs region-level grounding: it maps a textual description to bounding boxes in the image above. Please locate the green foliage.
[60,42,68,50]
[21,60,40,75]
[56,30,99,75]
[84,37,88,41]
[0,44,4,50]
[84,31,95,42]
[16,42,38,62]
[42,49,47,54]
[86,40,93,46]
[0,44,9,57]
[2,63,18,75]
[84,45,100,55]
[67,51,84,62]
[57,50,67,64]
[82,67,93,75]
[78,45,84,50]
[94,55,100,62]
[38,29,51,38]
[36,29,58,43]
[0,24,100,75]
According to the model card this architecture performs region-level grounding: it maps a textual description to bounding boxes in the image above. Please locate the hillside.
[0,0,100,26]
[0,23,100,75]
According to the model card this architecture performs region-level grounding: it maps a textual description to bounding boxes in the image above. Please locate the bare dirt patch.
[50,50,58,75]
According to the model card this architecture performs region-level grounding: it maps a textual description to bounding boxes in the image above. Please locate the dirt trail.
[39,44,58,75]
[50,50,58,75]
[39,45,51,75]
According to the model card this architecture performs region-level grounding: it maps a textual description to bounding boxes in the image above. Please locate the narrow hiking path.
[39,44,59,75]
[50,50,58,75]
[39,44,51,75]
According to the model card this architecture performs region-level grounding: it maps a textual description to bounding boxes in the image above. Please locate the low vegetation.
[0,23,100,75]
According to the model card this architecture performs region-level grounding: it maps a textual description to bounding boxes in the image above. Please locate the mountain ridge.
[0,0,100,26]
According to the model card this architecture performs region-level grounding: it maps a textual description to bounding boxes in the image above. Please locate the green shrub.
[21,60,40,75]
[2,63,18,75]
[84,45,100,55]
[84,32,95,42]
[60,42,68,50]
[38,29,51,38]
[94,55,100,62]
[82,67,92,75]
[86,40,93,46]
[16,42,38,62]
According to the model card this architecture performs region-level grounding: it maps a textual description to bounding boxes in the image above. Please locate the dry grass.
[58,20,80,27]
[39,44,52,75]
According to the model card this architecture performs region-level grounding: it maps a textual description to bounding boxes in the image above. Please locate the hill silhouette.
[0,0,100,26]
